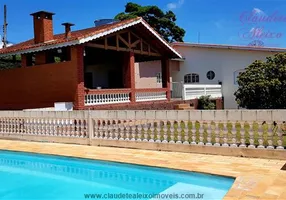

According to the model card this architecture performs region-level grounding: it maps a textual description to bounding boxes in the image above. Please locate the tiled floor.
[0,139,285,199]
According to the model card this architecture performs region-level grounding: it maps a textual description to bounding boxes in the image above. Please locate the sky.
[1,0,286,47]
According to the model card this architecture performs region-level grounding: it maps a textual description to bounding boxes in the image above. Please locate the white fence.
[182,84,222,100]
[0,111,285,159]
[135,91,167,102]
[85,89,167,105]
[85,93,130,105]
[86,110,286,122]
[91,119,285,150]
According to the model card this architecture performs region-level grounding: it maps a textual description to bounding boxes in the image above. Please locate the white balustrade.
[183,121,189,145]
[182,84,222,100]
[135,91,167,102]
[0,117,87,138]
[0,115,285,151]
[90,119,285,150]
[85,92,130,105]
[239,123,246,148]
[206,123,212,146]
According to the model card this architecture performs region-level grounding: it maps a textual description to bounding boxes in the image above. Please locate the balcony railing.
[85,89,131,106]
[135,88,167,102]
[182,84,222,100]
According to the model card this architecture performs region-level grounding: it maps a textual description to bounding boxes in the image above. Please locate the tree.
[0,55,21,70]
[234,53,286,109]
[114,2,185,42]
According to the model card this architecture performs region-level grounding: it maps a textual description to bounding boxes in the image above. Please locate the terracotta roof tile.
[0,17,141,55]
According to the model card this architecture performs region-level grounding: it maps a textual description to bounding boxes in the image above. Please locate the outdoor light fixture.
[57,49,62,54]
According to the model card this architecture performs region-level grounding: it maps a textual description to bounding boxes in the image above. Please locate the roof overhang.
[172,42,286,53]
[170,58,185,62]
[0,18,182,59]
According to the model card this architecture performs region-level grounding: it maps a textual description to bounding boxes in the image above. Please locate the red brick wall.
[85,98,222,110]
[85,100,196,110]
[33,13,54,44]
[35,52,46,65]
[216,98,223,109]
[0,46,80,110]
[73,45,85,110]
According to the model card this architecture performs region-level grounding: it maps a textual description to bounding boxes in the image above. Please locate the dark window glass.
[206,71,215,80]
[184,73,199,83]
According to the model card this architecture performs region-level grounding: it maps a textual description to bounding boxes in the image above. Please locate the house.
[0,11,183,110]
[169,43,286,109]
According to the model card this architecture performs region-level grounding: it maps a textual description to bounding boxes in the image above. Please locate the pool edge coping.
[0,139,284,199]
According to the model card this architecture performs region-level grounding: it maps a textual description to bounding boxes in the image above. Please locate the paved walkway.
[0,139,285,199]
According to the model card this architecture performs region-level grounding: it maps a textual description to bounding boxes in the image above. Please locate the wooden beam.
[132,31,161,54]
[128,31,131,46]
[151,47,159,53]
[104,37,108,50]
[105,29,129,39]
[116,34,119,51]
[131,39,140,48]
[130,31,140,40]
[140,38,143,54]
[86,42,161,57]
[133,49,160,56]
[118,35,130,48]
[86,43,117,51]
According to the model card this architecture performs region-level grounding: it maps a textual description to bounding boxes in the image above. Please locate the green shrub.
[198,95,216,110]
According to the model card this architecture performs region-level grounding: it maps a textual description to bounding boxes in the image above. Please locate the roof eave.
[172,43,286,52]
[0,18,182,59]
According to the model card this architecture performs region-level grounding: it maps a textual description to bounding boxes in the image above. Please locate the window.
[206,71,215,80]
[26,53,36,66]
[184,73,199,83]
[46,47,71,64]
[156,72,162,83]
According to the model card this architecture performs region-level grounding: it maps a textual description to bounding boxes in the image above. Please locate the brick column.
[21,54,27,67]
[161,57,171,101]
[123,52,136,103]
[216,98,223,110]
[74,45,85,110]
[35,52,46,65]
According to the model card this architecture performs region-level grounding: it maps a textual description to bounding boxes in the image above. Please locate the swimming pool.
[0,150,234,200]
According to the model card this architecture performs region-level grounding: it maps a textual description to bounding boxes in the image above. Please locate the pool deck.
[0,139,285,199]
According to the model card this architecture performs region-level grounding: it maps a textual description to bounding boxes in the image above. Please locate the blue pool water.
[0,151,234,200]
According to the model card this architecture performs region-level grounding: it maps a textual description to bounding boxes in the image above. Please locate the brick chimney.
[30,11,55,44]
[62,22,74,39]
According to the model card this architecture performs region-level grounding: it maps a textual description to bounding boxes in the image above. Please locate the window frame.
[184,73,199,83]
[206,70,215,80]
[156,72,162,83]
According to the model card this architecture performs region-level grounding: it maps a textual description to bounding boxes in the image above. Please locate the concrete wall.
[88,109,286,122]
[1,110,285,122]
[170,45,277,109]
[135,60,175,89]
[135,61,162,88]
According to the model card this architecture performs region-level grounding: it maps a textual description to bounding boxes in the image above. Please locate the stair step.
[174,104,192,109]
[177,107,195,110]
